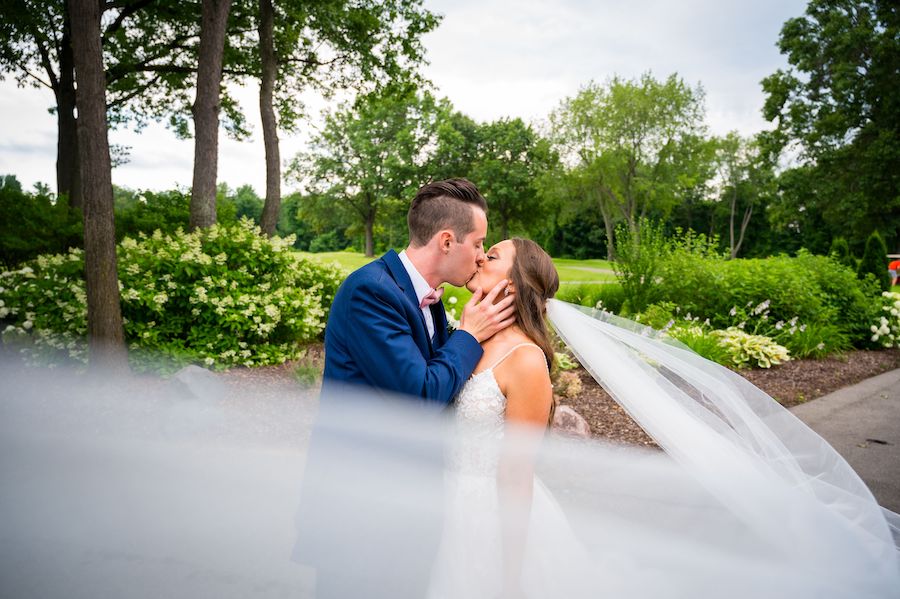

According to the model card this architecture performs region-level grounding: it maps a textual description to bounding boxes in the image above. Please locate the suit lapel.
[382,250,434,351]
[431,301,448,347]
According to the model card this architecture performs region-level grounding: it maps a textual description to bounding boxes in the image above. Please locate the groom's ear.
[438,230,454,254]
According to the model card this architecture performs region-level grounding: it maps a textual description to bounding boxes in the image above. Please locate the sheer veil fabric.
[546,299,900,592]
[2,301,900,597]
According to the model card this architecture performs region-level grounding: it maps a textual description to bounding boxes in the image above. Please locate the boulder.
[552,404,591,439]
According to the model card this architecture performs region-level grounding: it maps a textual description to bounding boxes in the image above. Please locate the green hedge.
[0,178,82,268]
[653,249,880,347]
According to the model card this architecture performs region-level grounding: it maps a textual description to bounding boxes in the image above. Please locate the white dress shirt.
[398,250,437,339]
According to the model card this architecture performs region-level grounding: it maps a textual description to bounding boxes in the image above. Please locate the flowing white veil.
[2,301,899,597]
[547,299,900,571]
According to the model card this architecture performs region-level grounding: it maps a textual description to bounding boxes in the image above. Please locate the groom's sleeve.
[343,282,482,404]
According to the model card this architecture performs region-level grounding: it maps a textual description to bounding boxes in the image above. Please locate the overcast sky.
[0,0,808,194]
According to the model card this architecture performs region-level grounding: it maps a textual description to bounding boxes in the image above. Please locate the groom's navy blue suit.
[322,249,482,400]
[297,250,483,598]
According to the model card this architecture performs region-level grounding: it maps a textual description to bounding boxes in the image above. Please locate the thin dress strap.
[486,342,544,371]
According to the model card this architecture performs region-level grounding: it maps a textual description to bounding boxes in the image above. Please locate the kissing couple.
[297,178,566,598]
[295,179,900,599]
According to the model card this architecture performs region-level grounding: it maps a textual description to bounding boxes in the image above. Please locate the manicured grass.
[552,257,614,271]
[298,250,615,284]
[296,250,619,316]
[296,251,376,272]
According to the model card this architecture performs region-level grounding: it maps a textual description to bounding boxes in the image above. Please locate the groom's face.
[444,206,487,287]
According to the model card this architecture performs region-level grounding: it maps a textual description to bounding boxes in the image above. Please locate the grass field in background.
[299,251,614,283]
[297,250,617,313]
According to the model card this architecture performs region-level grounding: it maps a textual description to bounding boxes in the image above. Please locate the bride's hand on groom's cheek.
[458,279,517,343]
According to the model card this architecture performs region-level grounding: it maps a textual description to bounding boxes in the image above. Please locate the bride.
[428,238,900,599]
[427,238,579,599]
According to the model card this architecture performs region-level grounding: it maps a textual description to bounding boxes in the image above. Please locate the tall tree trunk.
[729,187,737,259]
[57,9,83,210]
[365,212,375,257]
[257,0,281,237]
[732,204,753,259]
[68,0,127,369]
[597,187,616,261]
[189,0,232,230]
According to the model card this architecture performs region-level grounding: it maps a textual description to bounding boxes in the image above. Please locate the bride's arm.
[496,351,553,597]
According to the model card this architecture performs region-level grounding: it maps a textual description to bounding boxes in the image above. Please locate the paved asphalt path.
[790,368,900,513]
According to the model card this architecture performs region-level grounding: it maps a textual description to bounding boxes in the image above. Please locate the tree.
[256,0,279,235]
[713,133,775,259]
[68,0,126,368]
[469,118,558,242]
[533,164,608,259]
[761,0,900,252]
[292,85,444,257]
[857,231,891,291]
[0,0,209,209]
[189,0,231,230]
[428,110,481,181]
[550,73,711,252]
[828,237,854,269]
[252,0,440,236]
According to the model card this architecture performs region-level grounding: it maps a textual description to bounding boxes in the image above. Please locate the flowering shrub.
[711,328,791,369]
[871,291,900,348]
[0,220,344,371]
[638,293,852,364]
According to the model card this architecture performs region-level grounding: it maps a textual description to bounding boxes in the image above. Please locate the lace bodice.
[449,343,543,474]
[455,368,507,436]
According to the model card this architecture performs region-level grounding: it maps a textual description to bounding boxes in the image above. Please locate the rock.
[169,364,226,401]
[552,404,592,439]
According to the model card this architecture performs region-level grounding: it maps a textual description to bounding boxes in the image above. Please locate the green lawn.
[297,250,616,313]
[298,251,614,284]
[296,251,377,272]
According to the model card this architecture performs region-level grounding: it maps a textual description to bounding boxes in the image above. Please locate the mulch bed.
[559,348,900,448]
[219,345,900,449]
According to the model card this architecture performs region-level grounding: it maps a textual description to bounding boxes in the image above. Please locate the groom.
[322,177,515,400]
[297,178,516,598]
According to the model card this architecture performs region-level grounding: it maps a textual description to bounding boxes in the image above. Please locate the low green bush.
[776,322,851,359]
[793,251,879,344]
[613,219,668,313]
[711,327,791,369]
[556,283,626,314]
[0,220,344,372]
[666,325,732,366]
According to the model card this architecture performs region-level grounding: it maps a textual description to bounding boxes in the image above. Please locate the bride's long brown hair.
[509,238,560,422]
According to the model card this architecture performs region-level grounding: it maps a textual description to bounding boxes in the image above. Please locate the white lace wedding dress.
[426,344,598,599]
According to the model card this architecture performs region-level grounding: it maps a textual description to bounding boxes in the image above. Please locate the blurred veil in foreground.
[1,300,899,598]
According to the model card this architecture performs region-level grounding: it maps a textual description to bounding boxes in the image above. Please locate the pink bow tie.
[420,286,444,308]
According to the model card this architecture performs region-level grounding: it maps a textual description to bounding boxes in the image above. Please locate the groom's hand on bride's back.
[459,279,516,343]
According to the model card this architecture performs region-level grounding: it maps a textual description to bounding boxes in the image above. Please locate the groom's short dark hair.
[407,178,488,247]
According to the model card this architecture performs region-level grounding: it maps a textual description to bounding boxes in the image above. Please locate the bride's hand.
[458,279,516,343]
